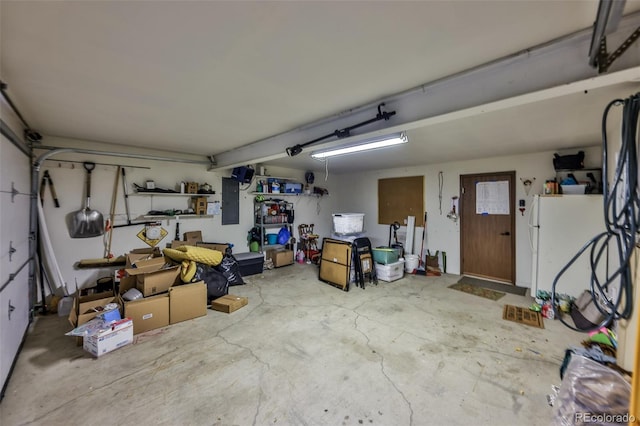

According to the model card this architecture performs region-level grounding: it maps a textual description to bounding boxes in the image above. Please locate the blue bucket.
[267,234,278,245]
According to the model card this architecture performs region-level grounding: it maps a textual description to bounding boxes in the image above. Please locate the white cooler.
[375,259,405,282]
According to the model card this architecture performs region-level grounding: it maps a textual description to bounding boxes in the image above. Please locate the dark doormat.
[457,276,528,296]
[448,282,505,301]
[502,304,544,329]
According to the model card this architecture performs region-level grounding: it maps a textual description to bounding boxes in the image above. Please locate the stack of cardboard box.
[118,248,208,335]
[68,234,252,357]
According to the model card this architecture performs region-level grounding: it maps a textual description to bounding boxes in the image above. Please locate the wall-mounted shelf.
[255,222,288,228]
[250,192,320,197]
[262,243,286,250]
[135,214,213,221]
[254,175,291,181]
[132,192,216,216]
[132,192,214,197]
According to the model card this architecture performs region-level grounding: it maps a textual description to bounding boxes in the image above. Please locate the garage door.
[0,128,32,399]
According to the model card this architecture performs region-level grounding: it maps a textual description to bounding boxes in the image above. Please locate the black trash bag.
[247,227,261,243]
[194,263,229,301]
[216,253,245,286]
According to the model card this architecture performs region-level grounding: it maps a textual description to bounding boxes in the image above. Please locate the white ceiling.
[2,1,640,173]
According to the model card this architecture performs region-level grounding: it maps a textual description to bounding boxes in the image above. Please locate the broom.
[418,211,427,268]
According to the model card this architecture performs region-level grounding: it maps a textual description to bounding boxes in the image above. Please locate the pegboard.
[378,176,424,226]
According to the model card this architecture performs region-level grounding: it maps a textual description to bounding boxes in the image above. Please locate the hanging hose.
[552,92,639,332]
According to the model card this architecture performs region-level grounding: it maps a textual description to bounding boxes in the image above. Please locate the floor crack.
[353,313,414,426]
[215,332,270,425]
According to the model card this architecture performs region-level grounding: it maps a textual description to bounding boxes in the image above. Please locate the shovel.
[67,162,104,238]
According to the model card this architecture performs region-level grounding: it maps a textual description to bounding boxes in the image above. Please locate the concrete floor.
[1,263,584,426]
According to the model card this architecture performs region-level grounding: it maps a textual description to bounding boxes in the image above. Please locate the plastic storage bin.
[375,260,405,282]
[235,252,264,276]
[332,213,365,234]
[372,248,399,264]
[561,184,587,194]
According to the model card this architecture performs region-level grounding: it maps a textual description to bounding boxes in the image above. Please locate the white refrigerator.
[529,194,606,298]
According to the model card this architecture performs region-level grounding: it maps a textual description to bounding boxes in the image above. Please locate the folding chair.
[352,237,378,289]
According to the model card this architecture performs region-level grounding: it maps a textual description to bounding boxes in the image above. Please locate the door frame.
[459,170,516,284]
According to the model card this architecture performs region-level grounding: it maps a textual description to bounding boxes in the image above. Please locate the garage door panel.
[0,192,30,274]
[0,137,31,194]
[1,130,32,396]
[0,265,30,393]
[0,239,29,283]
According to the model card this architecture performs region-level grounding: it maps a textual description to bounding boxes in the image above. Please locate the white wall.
[37,136,340,294]
[38,134,602,293]
[332,145,602,288]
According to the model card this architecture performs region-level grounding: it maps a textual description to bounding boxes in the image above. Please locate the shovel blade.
[67,208,105,238]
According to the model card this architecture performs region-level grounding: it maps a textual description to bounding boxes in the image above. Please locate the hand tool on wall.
[39,170,60,207]
[104,166,121,258]
[67,162,104,238]
[113,167,133,228]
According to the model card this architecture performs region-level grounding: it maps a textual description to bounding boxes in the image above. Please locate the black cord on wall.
[552,92,639,332]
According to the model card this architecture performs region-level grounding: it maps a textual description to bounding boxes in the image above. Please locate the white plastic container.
[57,296,74,317]
[330,232,366,243]
[375,260,405,282]
[332,213,365,234]
[561,184,586,194]
[405,254,420,272]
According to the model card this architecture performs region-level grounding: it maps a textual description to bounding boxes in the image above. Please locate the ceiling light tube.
[311,132,408,159]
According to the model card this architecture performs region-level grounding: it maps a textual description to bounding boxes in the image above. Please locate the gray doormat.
[457,276,528,296]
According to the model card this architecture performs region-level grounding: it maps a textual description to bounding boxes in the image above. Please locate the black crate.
[234,252,264,276]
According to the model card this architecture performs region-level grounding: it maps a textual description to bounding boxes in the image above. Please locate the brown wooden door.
[460,171,515,283]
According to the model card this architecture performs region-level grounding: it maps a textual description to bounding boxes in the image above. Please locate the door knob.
[500,231,511,236]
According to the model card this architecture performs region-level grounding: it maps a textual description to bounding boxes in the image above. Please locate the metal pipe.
[0,80,33,131]
[0,120,30,156]
[43,158,151,170]
[35,145,212,168]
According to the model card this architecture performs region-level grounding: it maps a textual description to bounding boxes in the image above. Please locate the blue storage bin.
[284,183,302,193]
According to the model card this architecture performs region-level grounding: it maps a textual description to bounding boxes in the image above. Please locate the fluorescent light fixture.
[311,132,408,159]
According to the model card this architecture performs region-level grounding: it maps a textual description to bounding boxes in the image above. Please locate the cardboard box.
[169,281,207,324]
[186,182,199,194]
[83,318,133,357]
[170,240,188,248]
[211,294,248,313]
[196,242,229,253]
[266,249,294,267]
[118,274,136,296]
[125,257,180,297]
[193,197,208,215]
[183,231,203,246]
[125,249,162,268]
[123,294,170,335]
[68,291,120,329]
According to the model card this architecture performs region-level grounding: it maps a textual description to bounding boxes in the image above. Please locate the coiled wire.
[552,92,639,332]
